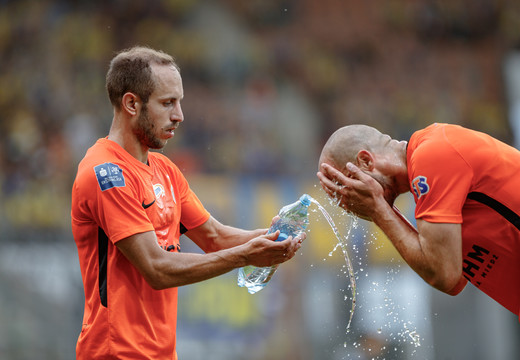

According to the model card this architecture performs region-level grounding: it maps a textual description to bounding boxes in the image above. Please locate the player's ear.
[356,150,375,171]
[121,92,140,116]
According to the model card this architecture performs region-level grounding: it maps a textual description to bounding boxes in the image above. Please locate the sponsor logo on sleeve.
[411,175,429,199]
[94,163,125,191]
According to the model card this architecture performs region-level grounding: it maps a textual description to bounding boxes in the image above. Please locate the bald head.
[319,125,384,171]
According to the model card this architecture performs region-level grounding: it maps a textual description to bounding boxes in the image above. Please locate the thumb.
[269,215,281,227]
[264,230,280,241]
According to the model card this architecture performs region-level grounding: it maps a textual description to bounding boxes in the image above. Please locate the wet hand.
[317,162,384,220]
[245,231,305,267]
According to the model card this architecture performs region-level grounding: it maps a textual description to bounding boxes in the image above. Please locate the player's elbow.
[445,275,467,296]
[144,272,184,290]
[146,276,169,290]
[141,270,168,290]
[141,261,181,290]
[427,269,464,295]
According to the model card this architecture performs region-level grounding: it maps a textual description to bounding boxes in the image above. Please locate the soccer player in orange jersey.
[317,123,520,318]
[71,46,304,360]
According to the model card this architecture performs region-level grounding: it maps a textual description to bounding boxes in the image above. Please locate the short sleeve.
[91,165,155,243]
[409,136,473,223]
[168,165,210,231]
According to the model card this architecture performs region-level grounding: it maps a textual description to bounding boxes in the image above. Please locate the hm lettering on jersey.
[462,244,499,288]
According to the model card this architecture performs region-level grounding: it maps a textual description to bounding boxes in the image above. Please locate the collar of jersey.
[99,137,154,176]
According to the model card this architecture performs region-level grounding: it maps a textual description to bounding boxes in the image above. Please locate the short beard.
[133,104,164,149]
[371,172,398,206]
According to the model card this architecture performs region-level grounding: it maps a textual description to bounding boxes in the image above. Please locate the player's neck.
[108,118,149,164]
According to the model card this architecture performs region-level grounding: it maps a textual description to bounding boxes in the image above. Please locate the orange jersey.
[71,138,210,359]
[407,123,520,317]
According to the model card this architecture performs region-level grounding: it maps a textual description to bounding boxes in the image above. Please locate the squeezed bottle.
[237,194,311,294]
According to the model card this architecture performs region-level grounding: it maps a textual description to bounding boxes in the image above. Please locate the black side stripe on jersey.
[97,224,186,306]
[98,228,108,307]
[180,222,188,234]
[467,192,520,231]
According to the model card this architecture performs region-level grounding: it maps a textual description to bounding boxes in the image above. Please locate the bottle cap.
[299,194,311,207]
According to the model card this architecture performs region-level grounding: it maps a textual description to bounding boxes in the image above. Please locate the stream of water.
[308,194,423,354]
[308,195,357,331]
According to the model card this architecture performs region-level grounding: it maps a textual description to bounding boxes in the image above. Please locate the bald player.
[317,123,520,318]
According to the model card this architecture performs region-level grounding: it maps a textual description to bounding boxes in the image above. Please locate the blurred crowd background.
[0,0,519,359]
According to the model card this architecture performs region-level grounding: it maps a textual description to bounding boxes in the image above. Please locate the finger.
[317,171,335,188]
[320,162,346,179]
[287,235,304,257]
[278,235,297,255]
[320,181,340,202]
[318,177,335,196]
[320,164,354,188]
[345,162,366,181]
[319,181,349,210]
[319,177,348,204]
[317,171,343,193]
[264,230,280,241]
[287,236,299,255]
[269,215,281,228]
[319,163,342,182]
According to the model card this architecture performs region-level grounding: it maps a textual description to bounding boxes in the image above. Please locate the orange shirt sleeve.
[166,160,210,231]
[409,126,473,224]
[89,162,155,244]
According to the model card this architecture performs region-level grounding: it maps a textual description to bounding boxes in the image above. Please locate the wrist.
[227,244,249,267]
[370,198,397,226]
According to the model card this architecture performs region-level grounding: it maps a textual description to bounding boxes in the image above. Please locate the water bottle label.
[276,233,288,241]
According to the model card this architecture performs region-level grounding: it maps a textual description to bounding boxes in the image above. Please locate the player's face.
[373,132,409,198]
[134,64,184,150]
[376,133,407,155]
[371,172,400,206]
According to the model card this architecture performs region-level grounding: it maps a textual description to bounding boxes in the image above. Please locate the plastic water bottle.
[237,194,311,294]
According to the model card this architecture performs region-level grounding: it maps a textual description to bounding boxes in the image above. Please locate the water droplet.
[308,196,357,330]
[408,330,421,347]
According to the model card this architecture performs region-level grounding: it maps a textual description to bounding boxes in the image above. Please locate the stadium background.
[0,0,519,359]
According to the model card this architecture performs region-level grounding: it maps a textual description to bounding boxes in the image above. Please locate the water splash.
[308,196,357,330]
[402,322,421,348]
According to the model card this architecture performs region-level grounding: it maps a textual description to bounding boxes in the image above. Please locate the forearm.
[118,229,298,290]
[372,201,461,293]
[149,246,248,289]
[210,224,266,251]
[187,216,266,252]
[372,202,424,269]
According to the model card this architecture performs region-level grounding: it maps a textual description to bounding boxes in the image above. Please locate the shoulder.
[409,123,478,159]
[409,124,451,164]
[407,124,474,185]
[149,152,183,174]
[413,123,490,148]
[149,151,173,164]
[74,139,146,192]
